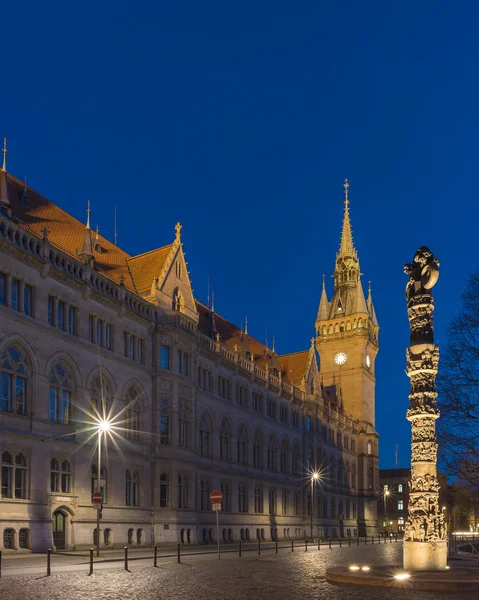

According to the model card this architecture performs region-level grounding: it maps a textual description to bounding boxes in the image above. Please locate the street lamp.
[384,489,390,535]
[95,419,111,557]
[311,472,320,540]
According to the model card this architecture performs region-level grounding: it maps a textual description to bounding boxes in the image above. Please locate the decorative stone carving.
[403,247,446,570]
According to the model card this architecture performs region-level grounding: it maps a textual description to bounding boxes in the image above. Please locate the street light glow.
[312,471,320,480]
[98,419,112,433]
[394,573,410,580]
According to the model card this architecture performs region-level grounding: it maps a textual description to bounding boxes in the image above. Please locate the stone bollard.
[258,539,261,556]
[177,543,181,563]
[124,546,128,571]
[276,540,278,554]
[318,538,321,551]
[328,537,332,549]
[239,541,242,558]
[154,544,158,567]
[47,549,51,576]
[339,537,342,548]
[292,539,294,553]
[88,547,94,576]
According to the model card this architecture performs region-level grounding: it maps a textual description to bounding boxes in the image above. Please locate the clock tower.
[315,179,379,536]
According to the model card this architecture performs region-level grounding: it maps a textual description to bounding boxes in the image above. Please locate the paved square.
[0,544,466,599]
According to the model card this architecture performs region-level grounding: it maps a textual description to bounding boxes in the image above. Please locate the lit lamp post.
[311,472,320,540]
[384,490,390,535]
[96,419,111,557]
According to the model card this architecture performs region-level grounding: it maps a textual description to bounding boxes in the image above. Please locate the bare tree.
[437,269,479,486]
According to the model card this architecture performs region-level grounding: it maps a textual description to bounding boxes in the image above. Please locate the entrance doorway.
[52,510,66,550]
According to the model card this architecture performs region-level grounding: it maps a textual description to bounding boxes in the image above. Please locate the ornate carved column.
[403,246,447,570]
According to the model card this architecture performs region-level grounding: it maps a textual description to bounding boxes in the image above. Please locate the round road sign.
[92,491,103,504]
[210,489,223,504]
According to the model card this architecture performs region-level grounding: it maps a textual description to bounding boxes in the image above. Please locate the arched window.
[128,528,134,544]
[219,418,231,461]
[60,460,71,493]
[351,463,357,490]
[200,479,210,510]
[126,470,132,505]
[125,387,141,441]
[178,406,188,448]
[337,459,344,487]
[125,470,139,506]
[0,345,28,415]
[51,458,60,492]
[160,473,169,507]
[267,436,277,471]
[253,431,263,468]
[199,412,212,457]
[367,440,373,455]
[13,453,27,498]
[1,451,12,497]
[329,456,336,486]
[178,475,188,509]
[280,438,289,473]
[160,397,171,445]
[172,288,184,312]
[237,425,248,465]
[344,462,350,488]
[90,375,112,421]
[49,363,72,424]
[292,443,300,476]
[221,481,229,511]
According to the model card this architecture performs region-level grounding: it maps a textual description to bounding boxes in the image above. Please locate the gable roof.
[277,350,310,383]
[127,244,173,295]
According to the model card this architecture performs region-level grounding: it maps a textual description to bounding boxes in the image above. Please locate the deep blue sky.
[2,2,475,468]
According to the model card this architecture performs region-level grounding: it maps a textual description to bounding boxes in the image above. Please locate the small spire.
[114,204,118,246]
[310,336,315,348]
[175,222,182,240]
[86,200,91,229]
[245,316,248,335]
[272,336,276,353]
[2,138,6,173]
[77,200,94,264]
[211,291,215,312]
[20,177,28,206]
[95,225,99,241]
[343,177,349,209]
[368,280,372,295]
[322,273,326,290]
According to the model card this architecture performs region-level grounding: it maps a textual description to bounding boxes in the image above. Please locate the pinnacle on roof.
[316,274,330,323]
[77,200,94,264]
[338,178,357,259]
[0,137,11,216]
[367,281,378,326]
[354,280,368,313]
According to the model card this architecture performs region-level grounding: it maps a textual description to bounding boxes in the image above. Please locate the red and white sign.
[210,490,223,504]
[92,491,103,504]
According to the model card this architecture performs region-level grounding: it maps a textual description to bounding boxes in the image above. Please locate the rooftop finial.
[96,225,99,241]
[322,273,326,290]
[2,138,7,173]
[175,222,182,240]
[211,290,215,312]
[272,336,276,353]
[245,315,248,335]
[343,177,349,210]
[86,200,91,229]
[368,280,372,295]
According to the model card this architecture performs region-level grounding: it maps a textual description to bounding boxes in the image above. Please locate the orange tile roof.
[196,301,311,383]
[276,350,310,383]
[6,174,174,295]
[127,245,173,295]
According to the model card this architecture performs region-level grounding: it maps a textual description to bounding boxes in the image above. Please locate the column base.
[403,540,448,571]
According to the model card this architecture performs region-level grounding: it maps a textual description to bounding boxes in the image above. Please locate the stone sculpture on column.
[403,246,447,570]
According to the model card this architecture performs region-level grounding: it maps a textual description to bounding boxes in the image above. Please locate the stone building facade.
[0,149,379,552]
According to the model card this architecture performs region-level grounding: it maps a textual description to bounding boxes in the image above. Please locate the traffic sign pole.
[216,507,220,560]
[209,490,223,560]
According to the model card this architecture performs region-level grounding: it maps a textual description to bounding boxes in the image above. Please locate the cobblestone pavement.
[0,543,470,600]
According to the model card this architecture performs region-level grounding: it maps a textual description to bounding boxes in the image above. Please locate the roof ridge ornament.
[2,137,6,173]
[175,222,182,240]
[86,200,91,230]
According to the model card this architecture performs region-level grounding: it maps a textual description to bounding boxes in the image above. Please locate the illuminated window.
[398,500,404,511]
[398,484,403,492]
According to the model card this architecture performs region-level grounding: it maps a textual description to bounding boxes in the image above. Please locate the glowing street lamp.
[310,471,320,540]
[95,418,111,557]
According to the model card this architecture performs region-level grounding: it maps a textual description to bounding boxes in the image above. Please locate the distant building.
[0,143,380,552]
[378,468,410,534]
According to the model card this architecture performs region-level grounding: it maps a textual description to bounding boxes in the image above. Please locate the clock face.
[334,352,347,366]
[366,355,371,368]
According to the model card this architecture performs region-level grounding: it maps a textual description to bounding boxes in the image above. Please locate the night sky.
[2,2,475,468]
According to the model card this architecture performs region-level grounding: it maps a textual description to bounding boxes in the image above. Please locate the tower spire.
[339,178,356,258]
